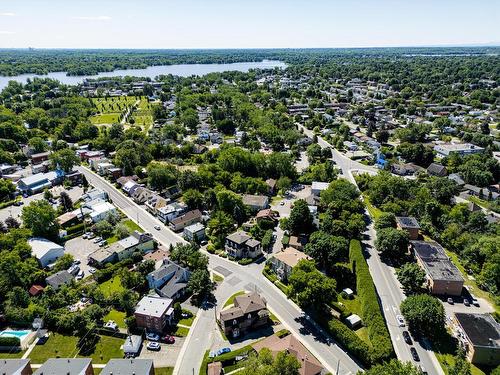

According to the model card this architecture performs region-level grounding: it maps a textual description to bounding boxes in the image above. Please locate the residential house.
[134,296,175,333]
[270,248,312,281]
[169,209,202,232]
[82,188,108,203]
[57,211,80,228]
[147,259,191,300]
[145,194,169,215]
[311,181,330,197]
[255,209,278,224]
[101,359,154,375]
[183,222,206,242]
[45,270,74,290]
[28,238,65,268]
[88,231,154,266]
[462,184,499,201]
[396,216,420,240]
[434,143,485,158]
[453,313,500,366]
[132,187,154,204]
[0,163,17,176]
[88,202,118,223]
[0,359,32,375]
[242,194,269,211]
[207,362,223,375]
[410,241,464,296]
[29,285,44,297]
[288,235,308,252]
[33,359,93,375]
[265,178,277,195]
[157,202,188,223]
[219,292,269,338]
[225,231,262,259]
[97,162,115,176]
[253,334,325,375]
[107,167,122,180]
[427,163,448,177]
[448,173,465,186]
[31,151,51,165]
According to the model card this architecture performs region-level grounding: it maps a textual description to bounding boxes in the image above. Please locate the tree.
[113,223,129,240]
[187,268,213,299]
[183,189,204,210]
[240,348,300,375]
[0,179,15,202]
[447,347,472,375]
[288,260,336,310]
[375,130,390,144]
[50,148,79,172]
[207,211,234,248]
[7,286,30,308]
[400,294,445,338]
[375,228,409,259]
[396,263,426,294]
[53,253,75,272]
[5,216,20,229]
[361,359,422,375]
[146,162,178,191]
[375,212,396,230]
[287,199,314,235]
[304,231,349,270]
[59,191,73,212]
[21,200,59,239]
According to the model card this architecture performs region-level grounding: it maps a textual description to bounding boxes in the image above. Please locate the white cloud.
[0,12,15,16]
[73,15,111,21]
[0,31,15,34]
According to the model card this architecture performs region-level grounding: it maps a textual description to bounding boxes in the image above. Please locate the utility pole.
[336,359,340,375]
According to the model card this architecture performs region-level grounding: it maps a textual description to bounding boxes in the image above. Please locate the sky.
[0,0,499,49]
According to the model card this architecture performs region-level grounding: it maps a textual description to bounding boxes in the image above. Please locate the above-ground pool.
[0,329,31,342]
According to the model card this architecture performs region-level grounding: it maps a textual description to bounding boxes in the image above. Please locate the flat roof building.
[396,216,420,240]
[411,241,464,296]
[33,358,93,375]
[454,313,500,366]
[0,359,32,375]
[434,143,485,158]
[100,359,154,375]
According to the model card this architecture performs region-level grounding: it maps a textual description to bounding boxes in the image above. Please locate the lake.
[0,60,287,91]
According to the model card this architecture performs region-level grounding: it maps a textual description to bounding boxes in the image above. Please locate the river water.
[0,60,287,90]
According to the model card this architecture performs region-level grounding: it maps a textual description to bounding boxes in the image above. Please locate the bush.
[238,258,254,265]
[350,239,394,363]
[66,222,85,235]
[321,317,372,366]
[0,336,20,347]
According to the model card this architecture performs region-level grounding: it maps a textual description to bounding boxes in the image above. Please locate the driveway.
[138,337,185,368]
[65,236,100,277]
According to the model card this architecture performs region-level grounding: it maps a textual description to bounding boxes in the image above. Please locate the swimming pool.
[0,330,31,342]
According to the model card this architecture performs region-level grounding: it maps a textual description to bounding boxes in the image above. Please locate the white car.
[88,267,96,274]
[396,315,405,327]
[279,201,285,206]
[154,225,161,230]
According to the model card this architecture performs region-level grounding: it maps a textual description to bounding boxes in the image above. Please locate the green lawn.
[90,113,121,124]
[29,333,79,363]
[0,350,25,359]
[223,291,246,308]
[122,219,144,233]
[213,273,224,283]
[78,335,124,364]
[362,194,382,220]
[173,326,190,337]
[99,275,125,297]
[178,309,195,327]
[354,326,370,346]
[104,309,127,328]
[155,368,174,375]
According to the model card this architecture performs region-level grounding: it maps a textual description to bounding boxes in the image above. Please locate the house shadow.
[226,324,276,345]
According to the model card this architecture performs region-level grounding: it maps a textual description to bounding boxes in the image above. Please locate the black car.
[410,347,420,362]
[402,330,413,345]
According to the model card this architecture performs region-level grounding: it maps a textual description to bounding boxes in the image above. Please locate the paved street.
[77,166,362,375]
[299,127,444,375]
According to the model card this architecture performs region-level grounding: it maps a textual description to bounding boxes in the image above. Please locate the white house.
[311,181,330,197]
[183,222,206,242]
[89,202,118,223]
[28,238,65,268]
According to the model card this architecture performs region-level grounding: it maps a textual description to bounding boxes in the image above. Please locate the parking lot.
[65,235,101,278]
[0,186,84,224]
[137,337,185,367]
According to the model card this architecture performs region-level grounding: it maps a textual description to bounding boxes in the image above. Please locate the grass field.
[90,96,142,125]
[155,368,174,375]
[104,309,127,328]
[78,335,124,364]
[0,350,25,359]
[29,333,79,363]
[99,275,125,297]
[130,97,155,130]
[173,326,190,337]
[223,291,246,308]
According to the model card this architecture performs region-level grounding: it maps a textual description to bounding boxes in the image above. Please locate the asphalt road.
[77,166,362,375]
[297,127,444,375]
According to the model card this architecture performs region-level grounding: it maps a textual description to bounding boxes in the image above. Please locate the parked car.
[447,297,454,305]
[279,201,285,206]
[146,333,160,342]
[216,347,231,356]
[73,259,81,265]
[402,331,413,345]
[162,335,175,344]
[471,297,480,307]
[93,237,102,244]
[88,267,96,274]
[147,342,161,351]
[396,315,405,327]
[87,233,96,239]
[419,365,428,375]
[104,320,118,331]
[98,240,107,247]
[463,299,470,306]
[76,270,84,280]
[410,347,420,361]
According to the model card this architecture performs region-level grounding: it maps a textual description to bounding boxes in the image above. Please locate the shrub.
[238,258,253,265]
[350,239,394,363]
[0,336,20,347]
[66,222,85,235]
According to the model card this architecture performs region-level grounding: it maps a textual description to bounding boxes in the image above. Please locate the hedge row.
[349,239,394,363]
[200,345,255,375]
[66,222,85,235]
[0,336,20,347]
[321,316,372,366]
